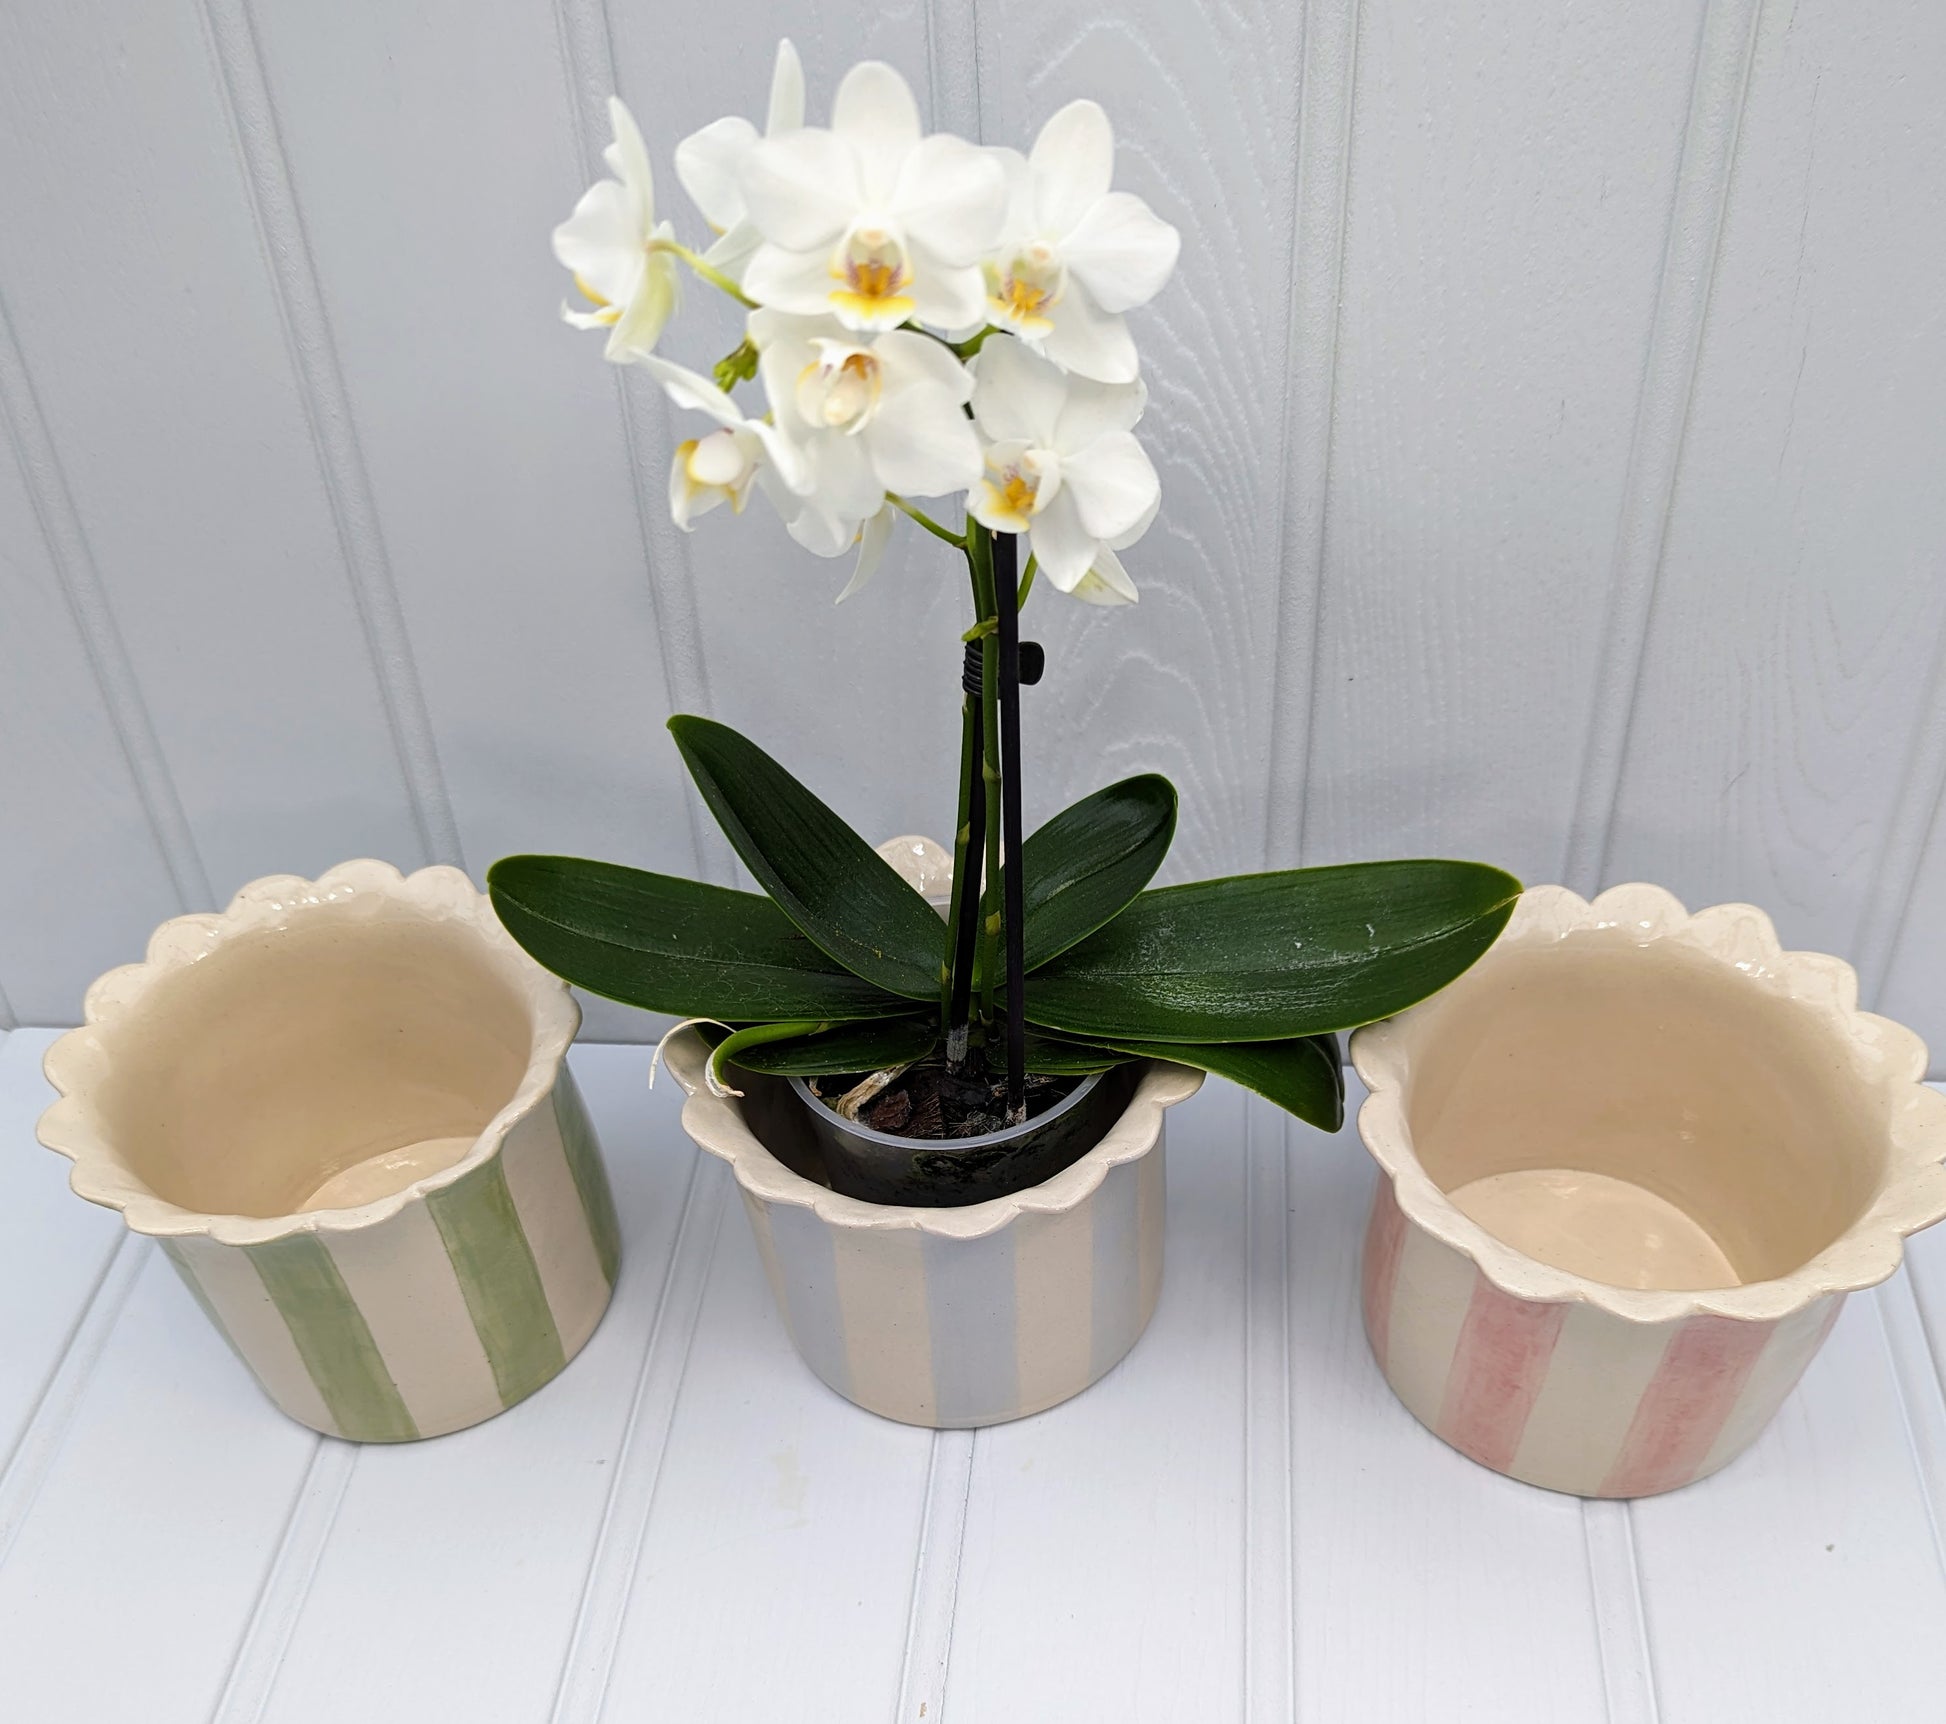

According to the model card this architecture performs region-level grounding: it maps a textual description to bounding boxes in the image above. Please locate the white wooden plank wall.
[0,0,1941,1063]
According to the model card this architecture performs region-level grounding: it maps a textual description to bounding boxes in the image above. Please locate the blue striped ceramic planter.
[38,861,619,1441]
[665,1029,1202,1428]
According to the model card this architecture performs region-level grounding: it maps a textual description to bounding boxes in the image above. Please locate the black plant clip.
[962,638,1043,694]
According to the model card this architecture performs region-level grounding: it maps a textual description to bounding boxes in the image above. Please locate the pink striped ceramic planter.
[1352,883,1946,1497]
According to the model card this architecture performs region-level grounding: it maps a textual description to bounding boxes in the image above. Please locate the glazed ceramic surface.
[37,861,621,1442]
[665,1028,1201,1427]
[1352,883,1946,1497]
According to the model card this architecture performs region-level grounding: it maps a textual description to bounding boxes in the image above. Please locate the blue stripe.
[923,1226,1020,1426]
[1089,1159,1144,1384]
[765,1200,851,1400]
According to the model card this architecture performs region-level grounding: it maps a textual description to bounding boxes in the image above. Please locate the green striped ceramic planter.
[38,861,620,1442]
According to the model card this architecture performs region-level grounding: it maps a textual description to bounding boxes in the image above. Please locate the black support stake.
[945,651,986,1067]
[994,532,1028,1118]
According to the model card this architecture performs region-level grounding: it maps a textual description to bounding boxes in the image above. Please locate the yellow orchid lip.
[572,272,622,326]
[798,347,885,433]
[829,288,915,327]
[827,224,916,327]
[978,469,1038,532]
[986,244,1065,336]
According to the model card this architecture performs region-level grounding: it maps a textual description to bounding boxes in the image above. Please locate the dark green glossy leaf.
[1015,774,1177,972]
[488,855,910,1021]
[717,1014,942,1076]
[1090,1033,1344,1131]
[1025,861,1521,1041]
[1021,1032,1133,1075]
[670,715,943,999]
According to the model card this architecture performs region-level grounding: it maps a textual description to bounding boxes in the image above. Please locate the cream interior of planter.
[1406,932,1888,1291]
[89,910,535,1218]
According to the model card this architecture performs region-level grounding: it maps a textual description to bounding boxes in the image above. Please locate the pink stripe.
[1600,1312,1779,1497]
[1436,1274,1569,1472]
[1361,1179,1408,1375]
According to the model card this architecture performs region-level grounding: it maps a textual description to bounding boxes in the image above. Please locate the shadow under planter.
[664,1028,1202,1428]
[36,861,622,1442]
[1352,882,1946,1498]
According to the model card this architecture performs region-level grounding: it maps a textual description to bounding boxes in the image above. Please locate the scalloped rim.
[1350,883,1946,1325]
[35,860,581,1247]
[664,1028,1203,1240]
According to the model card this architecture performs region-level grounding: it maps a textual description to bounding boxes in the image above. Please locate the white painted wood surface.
[7,1028,1946,1720]
[0,0,1941,1067]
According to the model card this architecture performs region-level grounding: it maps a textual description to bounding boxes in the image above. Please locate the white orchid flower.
[982,101,1180,383]
[668,430,759,528]
[775,483,900,602]
[967,335,1160,596]
[835,505,896,603]
[553,99,680,363]
[739,62,1006,334]
[674,39,806,283]
[1070,547,1140,606]
[640,356,807,529]
[754,307,981,517]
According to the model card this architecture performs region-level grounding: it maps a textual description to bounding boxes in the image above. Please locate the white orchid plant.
[551,44,1171,605]
[491,42,1519,1156]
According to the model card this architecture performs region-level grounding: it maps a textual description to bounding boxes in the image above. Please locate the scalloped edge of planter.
[37,859,583,1246]
[1354,883,1946,1327]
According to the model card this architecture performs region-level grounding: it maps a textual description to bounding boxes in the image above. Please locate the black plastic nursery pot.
[783,1064,1139,1208]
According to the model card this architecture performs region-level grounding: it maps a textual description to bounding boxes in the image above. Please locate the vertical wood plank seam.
[1561,0,1765,896]
[0,299,212,913]
[886,24,986,1720]
[551,0,734,888]
[208,1436,359,1724]
[1581,1498,1662,1724]
[925,0,983,139]
[547,1153,727,1721]
[1851,640,1946,1029]
[1263,0,1361,871]
[892,1427,977,1724]
[1873,1277,1946,1586]
[1244,1104,1297,1722]
[0,1234,147,1572]
[196,0,463,873]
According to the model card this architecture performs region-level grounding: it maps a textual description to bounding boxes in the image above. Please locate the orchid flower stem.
[889,494,966,548]
[1017,555,1038,612]
[650,238,757,308]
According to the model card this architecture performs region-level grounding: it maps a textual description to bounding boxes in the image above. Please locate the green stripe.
[247,1233,419,1442]
[157,1239,250,1372]
[426,1155,565,1408]
[554,1069,621,1288]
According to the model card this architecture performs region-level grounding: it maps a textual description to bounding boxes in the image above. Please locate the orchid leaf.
[488,855,911,1021]
[1082,1033,1344,1131]
[670,715,943,999]
[1025,861,1521,1042]
[714,1014,942,1077]
[1014,774,1177,972]
[1021,1032,1132,1075]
